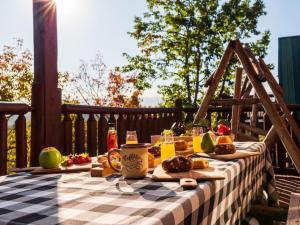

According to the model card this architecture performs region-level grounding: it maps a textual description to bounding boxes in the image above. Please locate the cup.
[107,143,150,179]
[126,131,138,144]
[193,126,204,153]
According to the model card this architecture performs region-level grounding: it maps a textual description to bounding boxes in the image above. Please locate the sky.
[0,0,300,105]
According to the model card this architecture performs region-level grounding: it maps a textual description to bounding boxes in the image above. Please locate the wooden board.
[287,193,300,225]
[30,163,92,174]
[11,167,40,173]
[196,150,261,161]
[152,165,225,181]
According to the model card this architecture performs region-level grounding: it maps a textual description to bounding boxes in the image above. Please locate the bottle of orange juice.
[160,130,176,161]
[192,125,203,153]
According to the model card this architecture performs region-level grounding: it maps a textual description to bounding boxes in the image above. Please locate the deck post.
[31,0,61,166]
[175,99,183,123]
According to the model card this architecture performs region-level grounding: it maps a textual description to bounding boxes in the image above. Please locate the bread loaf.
[162,155,192,172]
[215,144,236,155]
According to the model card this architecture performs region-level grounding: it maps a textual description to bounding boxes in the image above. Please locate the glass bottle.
[160,131,176,161]
[107,123,118,151]
[193,125,203,153]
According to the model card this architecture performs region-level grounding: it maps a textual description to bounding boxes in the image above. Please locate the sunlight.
[53,0,82,16]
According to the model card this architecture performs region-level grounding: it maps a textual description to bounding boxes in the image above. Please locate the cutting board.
[152,165,225,182]
[30,163,92,174]
[196,150,261,161]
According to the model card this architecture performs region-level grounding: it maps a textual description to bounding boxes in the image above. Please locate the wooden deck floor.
[275,174,300,207]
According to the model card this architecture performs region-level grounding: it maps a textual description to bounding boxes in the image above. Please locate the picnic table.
[0,142,277,225]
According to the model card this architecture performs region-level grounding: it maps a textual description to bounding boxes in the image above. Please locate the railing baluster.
[153,113,159,135]
[135,114,142,143]
[159,113,164,132]
[129,114,135,130]
[117,114,126,145]
[98,114,108,154]
[87,114,97,156]
[142,114,151,142]
[16,114,27,168]
[0,115,7,175]
[140,114,147,143]
[63,113,72,155]
[148,114,154,136]
[169,113,174,128]
[75,114,85,154]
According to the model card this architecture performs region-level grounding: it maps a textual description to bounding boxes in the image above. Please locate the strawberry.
[217,124,231,135]
[74,155,86,164]
[67,158,73,166]
[85,156,91,163]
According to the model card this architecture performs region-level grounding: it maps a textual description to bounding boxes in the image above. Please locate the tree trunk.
[193,45,201,105]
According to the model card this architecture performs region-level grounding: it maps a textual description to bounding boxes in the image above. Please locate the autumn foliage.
[68,54,141,107]
[0,39,33,102]
[0,41,140,107]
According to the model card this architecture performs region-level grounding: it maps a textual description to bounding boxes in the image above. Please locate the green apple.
[39,147,62,169]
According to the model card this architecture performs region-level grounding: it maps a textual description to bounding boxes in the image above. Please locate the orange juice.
[126,140,138,144]
[160,142,175,161]
[193,135,202,153]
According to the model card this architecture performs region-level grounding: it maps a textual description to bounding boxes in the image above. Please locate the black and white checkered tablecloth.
[0,142,276,225]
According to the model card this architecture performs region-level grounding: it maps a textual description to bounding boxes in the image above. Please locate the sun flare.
[53,0,81,16]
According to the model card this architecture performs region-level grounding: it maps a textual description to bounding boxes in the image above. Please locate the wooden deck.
[276,174,300,207]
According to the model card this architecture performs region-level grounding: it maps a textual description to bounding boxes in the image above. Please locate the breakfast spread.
[33,121,246,182]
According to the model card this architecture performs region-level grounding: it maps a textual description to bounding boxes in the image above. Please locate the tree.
[0,39,33,102]
[69,54,141,107]
[0,39,76,104]
[123,0,270,106]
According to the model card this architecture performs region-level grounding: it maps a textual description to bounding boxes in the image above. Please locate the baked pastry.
[191,158,209,169]
[216,135,233,144]
[148,152,155,168]
[97,155,108,163]
[174,140,188,151]
[162,155,192,173]
[214,144,236,155]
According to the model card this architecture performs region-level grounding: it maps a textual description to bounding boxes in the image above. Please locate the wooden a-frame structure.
[193,39,300,174]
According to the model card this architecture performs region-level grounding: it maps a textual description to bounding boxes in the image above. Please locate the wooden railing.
[0,103,32,175]
[183,104,300,175]
[61,104,181,156]
[0,100,299,175]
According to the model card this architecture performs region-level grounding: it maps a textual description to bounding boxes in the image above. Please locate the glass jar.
[192,126,204,153]
[160,131,175,161]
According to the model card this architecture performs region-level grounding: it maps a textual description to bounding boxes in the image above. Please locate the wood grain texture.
[234,39,300,174]
[231,67,243,135]
[31,0,61,165]
[0,115,7,175]
[15,115,27,168]
[62,113,72,155]
[152,165,225,181]
[287,193,300,225]
[193,41,234,124]
[75,114,85,153]
[87,114,97,156]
